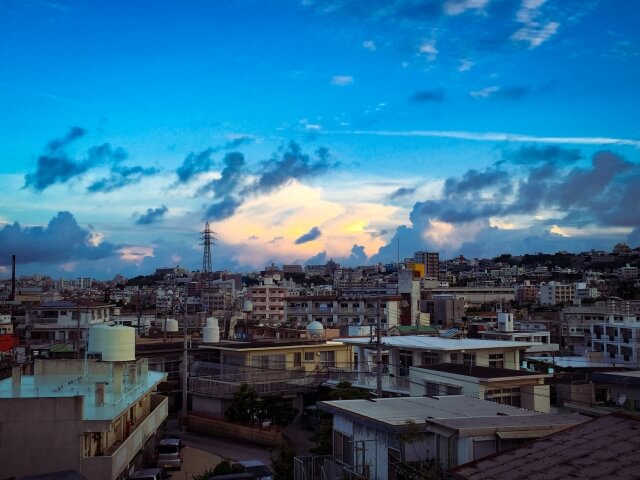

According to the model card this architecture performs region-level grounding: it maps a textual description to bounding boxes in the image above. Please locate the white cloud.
[335,129,640,148]
[331,75,354,86]
[443,0,489,16]
[512,0,559,48]
[418,41,438,62]
[362,40,377,51]
[470,86,499,98]
[458,58,475,72]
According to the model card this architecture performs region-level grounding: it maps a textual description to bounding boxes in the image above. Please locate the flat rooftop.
[338,335,537,351]
[319,395,538,431]
[0,365,166,421]
[413,363,548,379]
[199,339,344,350]
[450,414,640,480]
[526,356,622,369]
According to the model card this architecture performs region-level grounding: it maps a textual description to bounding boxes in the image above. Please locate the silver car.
[156,438,183,470]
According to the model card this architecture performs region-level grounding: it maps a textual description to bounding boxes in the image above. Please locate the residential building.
[0,326,167,480]
[420,294,465,326]
[413,251,440,278]
[514,281,539,305]
[617,264,639,280]
[591,315,640,365]
[449,414,640,480]
[409,363,551,412]
[299,396,587,480]
[246,278,286,324]
[539,282,576,306]
[333,335,538,395]
[428,287,515,306]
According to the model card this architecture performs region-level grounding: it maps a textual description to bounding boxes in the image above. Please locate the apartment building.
[0,325,168,479]
[539,282,575,306]
[246,278,286,324]
[591,315,640,366]
[414,250,440,278]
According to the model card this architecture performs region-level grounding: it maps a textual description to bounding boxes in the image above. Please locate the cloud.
[362,40,377,51]
[388,187,416,200]
[331,75,354,86]
[88,165,159,193]
[409,88,445,103]
[418,41,438,61]
[23,126,156,193]
[458,58,475,71]
[205,196,243,222]
[135,205,168,225]
[502,145,582,165]
[295,226,322,244]
[443,0,488,16]
[174,136,254,184]
[336,129,640,148]
[199,151,246,198]
[511,0,560,48]
[0,211,118,265]
[243,141,337,196]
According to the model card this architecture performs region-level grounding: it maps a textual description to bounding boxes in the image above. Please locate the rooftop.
[318,395,538,431]
[199,339,344,350]
[526,355,622,369]
[450,414,640,480]
[413,363,548,379]
[429,413,588,435]
[338,335,537,351]
[0,360,166,421]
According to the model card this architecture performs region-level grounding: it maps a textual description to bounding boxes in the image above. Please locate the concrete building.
[428,287,515,306]
[0,326,167,479]
[409,363,551,412]
[450,414,640,480]
[413,251,440,278]
[299,396,588,480]
[538,282,575,306]
[514,281,539,305]
[333,335,538,395]
[420,294,465,326]
[591,315,640,365]
[246,279,286,324]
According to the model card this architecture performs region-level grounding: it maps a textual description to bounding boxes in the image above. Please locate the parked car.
[130,468,171,480]
[233,460,273,480]
[156,438,184,470]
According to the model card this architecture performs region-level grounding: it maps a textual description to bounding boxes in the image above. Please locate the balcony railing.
[81,395,168,479]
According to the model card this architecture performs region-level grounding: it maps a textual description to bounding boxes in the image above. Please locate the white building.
[0,325,168,479]
[538,282,575,306]
[307,396,587,480]
[591,315,640,366]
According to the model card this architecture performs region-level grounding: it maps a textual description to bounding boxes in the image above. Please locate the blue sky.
[1,0,639,278]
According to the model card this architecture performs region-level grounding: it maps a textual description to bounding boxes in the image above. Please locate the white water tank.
[162,318,179,332]
[243,301,253,312]
[88,324,135,361]
[203,317,220,343]
[306,320,324,338]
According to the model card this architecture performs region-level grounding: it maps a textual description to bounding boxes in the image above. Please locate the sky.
[1,0,640,279]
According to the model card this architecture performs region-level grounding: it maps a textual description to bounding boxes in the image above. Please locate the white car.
[156,438,183,470]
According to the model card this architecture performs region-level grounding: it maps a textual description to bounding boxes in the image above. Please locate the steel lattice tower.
[200,222,216,278]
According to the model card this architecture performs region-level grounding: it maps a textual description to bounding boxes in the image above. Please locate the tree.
[259,395,299,427]
[327,381,373,400]
[271,438,296,480]
[225,384,259,424]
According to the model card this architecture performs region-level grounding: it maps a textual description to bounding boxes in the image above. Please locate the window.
[320,351,336,367]
[304,351,315,362]
[334,431,353,465]
[421,352,440,365]
[425,381,440,396]
[463,353,476,366]
[294,352,302,367]
[489,353,504,369]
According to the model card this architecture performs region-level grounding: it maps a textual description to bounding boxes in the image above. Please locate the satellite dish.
[617,394,627,406]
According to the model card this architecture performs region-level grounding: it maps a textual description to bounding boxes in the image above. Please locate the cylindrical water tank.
[306,320,324,338]
[242,301,254,312]
[88,324,135,361]
[162,318,179,332]
[203,317,220,343]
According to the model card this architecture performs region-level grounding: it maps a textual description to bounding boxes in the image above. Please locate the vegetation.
[271,437,296,480]
[225,384,299,427]
[192,461,244,480]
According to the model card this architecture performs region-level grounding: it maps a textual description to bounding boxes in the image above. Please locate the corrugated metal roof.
[338,335,537,351]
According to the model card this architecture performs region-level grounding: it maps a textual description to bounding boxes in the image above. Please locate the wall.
[187,413,284,447]
[0,396,84,478]
[521,384,551,413]
[409,368,481,397]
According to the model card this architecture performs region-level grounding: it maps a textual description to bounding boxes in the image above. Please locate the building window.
[425,381,440,396]
[320,351,336,367]
[489,353,504,369]
[463,353,476,366]
[334,431,353,465]
[304,351,315,362]
[294,352,302,367]
[421,352,440,365]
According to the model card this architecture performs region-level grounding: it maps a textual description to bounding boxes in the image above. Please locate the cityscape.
[1,1,640,480]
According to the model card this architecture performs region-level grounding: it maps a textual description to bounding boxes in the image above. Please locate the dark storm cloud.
[388,187,416,200]
[502,145,582,165]
[371,149,640,262]
[88,165,159,193]
[205,196,243,221]
[243,142,336,195]
[409,88,445,103]
[295,226,322,244]
[0,211,118,265]
[199,152,246,197]
[24,127,154,193]
[135,205,168,225]
[175,136,254,184]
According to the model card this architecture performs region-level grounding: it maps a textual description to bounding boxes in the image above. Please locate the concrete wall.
[187,413,284,447]
[521,384,551,413]
[556,382,595,407]
[0,396,84,478]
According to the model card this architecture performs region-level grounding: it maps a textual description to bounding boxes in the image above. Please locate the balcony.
[81,395,168,480]
[324,368,410,395]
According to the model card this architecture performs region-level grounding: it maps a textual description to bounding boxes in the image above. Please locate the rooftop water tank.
[203,317,220,343]
[88,324,135,362]
[162,318,179,332]
[306,320,324,339]
[242,301,254,312]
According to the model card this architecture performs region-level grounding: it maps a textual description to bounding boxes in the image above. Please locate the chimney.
[95,382,105,407]
[10,254,16,301]
[11,365,22,392]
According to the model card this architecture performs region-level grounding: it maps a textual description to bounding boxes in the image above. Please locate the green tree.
[271,438,296,480]
[259,395,299,427]
[225,384,259,424]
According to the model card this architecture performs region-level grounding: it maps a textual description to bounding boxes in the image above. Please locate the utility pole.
[375,295,383,398]
[181,298,189,432]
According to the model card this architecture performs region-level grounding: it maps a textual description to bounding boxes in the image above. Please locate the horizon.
[1,0,639,278]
